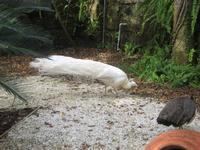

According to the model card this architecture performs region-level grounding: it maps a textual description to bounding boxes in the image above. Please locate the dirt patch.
[0,76,200,150]
[1,48,200,148]
[131,82,200,108]
[0,108,35,135]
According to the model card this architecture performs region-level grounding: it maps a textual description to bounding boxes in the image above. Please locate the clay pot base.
[144,129,200,150]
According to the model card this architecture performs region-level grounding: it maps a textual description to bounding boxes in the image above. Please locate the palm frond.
[0,40,45,57]
[0,1,53,104]
[0,21,52,44]
[0,77,27,103]
[0,3,53,56]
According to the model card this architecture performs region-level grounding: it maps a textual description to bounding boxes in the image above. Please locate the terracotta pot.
[145,129,200,150]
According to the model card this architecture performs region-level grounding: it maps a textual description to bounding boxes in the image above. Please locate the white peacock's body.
[30,55,137,90]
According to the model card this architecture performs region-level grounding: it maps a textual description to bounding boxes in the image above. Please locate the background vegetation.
[0,0,101,102]
[0,0,53,102]
[125,0,200,88]
[0,0,200,103]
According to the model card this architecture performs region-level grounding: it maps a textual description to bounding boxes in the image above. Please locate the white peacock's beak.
[130,81,137,86]
[132,81,137,86]
[129,78,137,87]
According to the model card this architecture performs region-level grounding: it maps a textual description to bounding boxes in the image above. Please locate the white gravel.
[0,76,200,150]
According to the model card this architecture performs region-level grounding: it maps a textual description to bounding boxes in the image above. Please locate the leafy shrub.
[129,47,200,88]
[123,42,140,56]
[54,0,100,37]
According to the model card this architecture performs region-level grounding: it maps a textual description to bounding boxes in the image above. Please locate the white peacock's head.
[129,79,137,87]
[123,79,137,90]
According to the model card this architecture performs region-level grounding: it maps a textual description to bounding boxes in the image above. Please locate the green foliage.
[0,1,53,103]
[164,62,200,88]
[0,3,53,55]
[188,48,196,63]
[78,0,100,35]
[129,0,200,88]
[78,0,88,22]
[191,0,200,35]
[136,0,200,51]
[129,47,200,88]
[123,42,140,56]
[0,77,27,103]
[86,19,99,36]
[58,0,99,36]
[61,0,89,23]
[139,0,173,33]
[136,0,173,47]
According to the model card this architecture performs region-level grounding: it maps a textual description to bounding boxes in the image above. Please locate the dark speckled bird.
[157,96,197,128]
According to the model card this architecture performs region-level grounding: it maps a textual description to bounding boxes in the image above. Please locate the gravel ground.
[0,76,200,150]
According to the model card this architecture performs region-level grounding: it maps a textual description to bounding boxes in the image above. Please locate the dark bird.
[157,96,197,128]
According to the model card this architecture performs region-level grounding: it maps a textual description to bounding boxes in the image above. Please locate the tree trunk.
[172,0,191,64]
